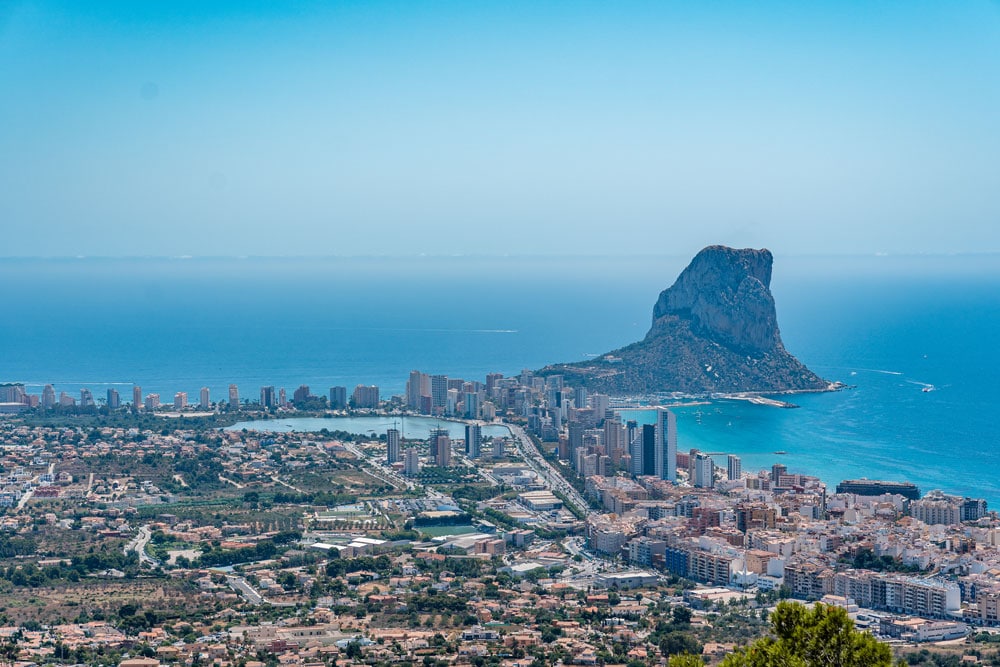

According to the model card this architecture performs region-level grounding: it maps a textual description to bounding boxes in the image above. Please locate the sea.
[2,254,998,504]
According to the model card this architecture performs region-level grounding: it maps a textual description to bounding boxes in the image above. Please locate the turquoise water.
[226,415,510,439]
[1,254,999,503]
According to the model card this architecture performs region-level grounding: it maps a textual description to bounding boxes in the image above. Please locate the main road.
[124,524,162,567]
[227,575,265,605]
[504,423,593,517]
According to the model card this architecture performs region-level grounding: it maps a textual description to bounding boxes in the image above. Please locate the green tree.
[672,605,692,627]
[668,655,705,666]
[660,632,702,657]
[721,601,894,667]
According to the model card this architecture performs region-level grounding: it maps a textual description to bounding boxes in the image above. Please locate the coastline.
[608,381,846,411]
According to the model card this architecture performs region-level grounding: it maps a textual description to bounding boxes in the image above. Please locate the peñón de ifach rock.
[538,245,830,396]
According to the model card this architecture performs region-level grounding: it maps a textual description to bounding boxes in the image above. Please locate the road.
[227,575,264,605]
[15,461,59,511]
[124,524,161,567]
[16,488,34,510]
[270,475,305,493]
[219,474,244,489]
[505,423,592,517]
[338,441,417,492]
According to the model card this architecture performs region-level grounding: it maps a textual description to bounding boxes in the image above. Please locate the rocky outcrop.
[539,245,829,395]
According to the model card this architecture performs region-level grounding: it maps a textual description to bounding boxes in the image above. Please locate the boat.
[773,450,787,455]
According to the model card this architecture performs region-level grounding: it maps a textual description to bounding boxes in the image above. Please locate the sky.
[1,1,999,258]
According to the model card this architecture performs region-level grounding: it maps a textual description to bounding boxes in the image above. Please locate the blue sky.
[2,1,999,257]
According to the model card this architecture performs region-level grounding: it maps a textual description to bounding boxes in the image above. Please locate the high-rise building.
[228,384,240,409]
[737,504,778,532]
[727,455,742,481]
[404,447,420,476]
[174,392,188,410]
[144,393,160,410]
[386,428,401,465]
[330,387,347,410]
[351,385,380,409]
[573,386,588,410]
[654,408,677,482]
[199,387,211,409]
[419,395,433,415]
[260,386,276,409]
[430,375,448,410]
[329,386,347,409]
[630,424,656,477]
[962,497,988,522]
[568,421,585,460]
[107,388,121,409]
[133,385,142,409]
[485,373,503,395]
[293,385,310,403]
[692,453,715,488]
[591,393,611,420]
[430,428,451,467]
[41,385,56,409]
[406,370,428,410]
[598,455,612,477]
[59,391,76,407]
[628,429,642,476]
[79,388,95,408]
[278,388,287,407]
[604,416,623,456]
[771,464,788,486]
[465,424,482,459]
[0,383,26,403]
[492,437,505,459]
[464,391,480,420]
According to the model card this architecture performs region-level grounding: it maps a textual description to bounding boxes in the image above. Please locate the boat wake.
[906,380,936,392]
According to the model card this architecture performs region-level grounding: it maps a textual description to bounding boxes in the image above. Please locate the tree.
[668,656,705,667]
[721,601,894,667]
[660,632,702,657]
[671,605,692,627]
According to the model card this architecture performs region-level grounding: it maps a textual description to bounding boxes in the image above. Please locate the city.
[0,371,996,666]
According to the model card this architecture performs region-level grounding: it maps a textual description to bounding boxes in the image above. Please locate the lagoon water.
[225,415,510,440]
[2,254,999,503]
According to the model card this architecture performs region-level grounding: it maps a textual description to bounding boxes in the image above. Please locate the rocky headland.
[539,245,832,396]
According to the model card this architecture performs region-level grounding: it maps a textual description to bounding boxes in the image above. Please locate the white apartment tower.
[727,454,742,481]
[692,452,715,488]
[404,447,420,476]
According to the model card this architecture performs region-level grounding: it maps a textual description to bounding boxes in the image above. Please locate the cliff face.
[650,246,778,353]
[539,245,829,395]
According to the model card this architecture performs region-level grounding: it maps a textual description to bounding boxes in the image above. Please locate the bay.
[2,254,998,503]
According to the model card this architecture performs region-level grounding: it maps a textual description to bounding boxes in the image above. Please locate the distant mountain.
[539,245,831,396]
